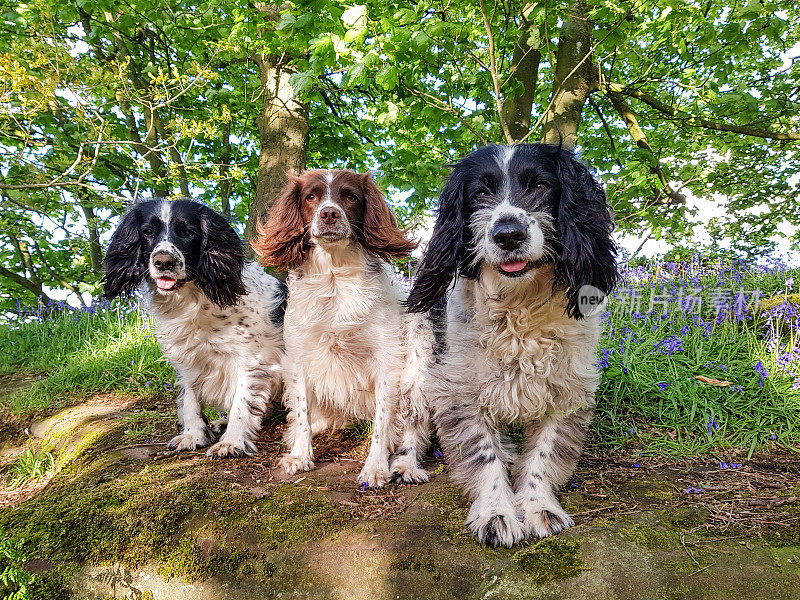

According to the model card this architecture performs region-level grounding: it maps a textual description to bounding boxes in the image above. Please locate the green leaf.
[375,64,398,90]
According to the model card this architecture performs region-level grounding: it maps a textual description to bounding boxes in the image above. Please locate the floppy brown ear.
[358,172,417,260]
[252,176,310,270]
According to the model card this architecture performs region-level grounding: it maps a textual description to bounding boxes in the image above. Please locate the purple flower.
[433,450,444,459]
[754,361,768,387]
[683,487,704,494]
[729,463,742,469]
[787,277,794,289]
[706,417,719,435]
[770,431,777,440]
[719,462,729,469]
[359,481,369,491]
[655,336,684,356]
[632,463,641,468]
[656,382,669,391]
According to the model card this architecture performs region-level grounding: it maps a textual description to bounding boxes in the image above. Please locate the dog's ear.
[252,176,310,271]
[104,205,147,300]
[406,165,475,313]
[553,148,618,319]
[358,172,417,261]
[193,205,247,308]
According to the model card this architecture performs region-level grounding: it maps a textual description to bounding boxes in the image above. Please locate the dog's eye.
[304,193,316,202]
[535,182,550,192]
[141,226,155,236]
[175,224,196,239]
[341,192,358,202]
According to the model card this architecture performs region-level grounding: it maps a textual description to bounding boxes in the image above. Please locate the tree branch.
[479,0,514,144]
[0,265,50,302]
[607,90,686,205]
[605,82,800,141]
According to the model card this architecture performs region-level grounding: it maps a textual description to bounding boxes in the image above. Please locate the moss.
[512,538,585,585]
[759,294,800,311]
[244,486,349,547]
[159,537,252,583]
[659,585,688,600]
[29,563,77,600]
[619,479,676,501]
[667,507,708,529]
[419,485,469,540]
[1,460,241,572]
[621,523,677,551]
[389,553,436,572]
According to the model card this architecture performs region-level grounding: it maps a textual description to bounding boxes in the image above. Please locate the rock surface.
[1,396,798,600]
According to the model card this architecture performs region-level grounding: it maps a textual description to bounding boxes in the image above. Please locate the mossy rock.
[512,538,585,585]
[621,522,678,551]
[757,293,800,311]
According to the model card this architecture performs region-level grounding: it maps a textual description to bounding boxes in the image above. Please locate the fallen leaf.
[694,375,732,387]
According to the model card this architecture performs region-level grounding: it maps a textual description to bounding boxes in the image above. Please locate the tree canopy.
[1,0,799,309]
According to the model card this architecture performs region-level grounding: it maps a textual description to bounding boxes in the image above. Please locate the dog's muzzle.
[312,203,349,241]
[490,218,536,277]
[149,248,186,291]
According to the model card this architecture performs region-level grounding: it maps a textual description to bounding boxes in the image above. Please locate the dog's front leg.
[436,402,524,547]
[278,370,315,475]
[513,401,593,538]
[359,375,395,488]
[167,382,214,452]
[206,370,264,459]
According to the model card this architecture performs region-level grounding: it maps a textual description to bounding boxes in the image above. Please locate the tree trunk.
[79,202,104,275]
[501,4,542,142]
[244,53,309,240]
[219,121,232,217]
[540,1,597,149]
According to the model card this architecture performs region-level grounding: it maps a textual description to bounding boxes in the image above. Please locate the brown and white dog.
[253,170,434,487]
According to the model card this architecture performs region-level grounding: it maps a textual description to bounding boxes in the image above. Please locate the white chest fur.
[283,246,404,419]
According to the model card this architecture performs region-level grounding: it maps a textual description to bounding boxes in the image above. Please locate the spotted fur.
[105,200,286,458]
[408,144,617,547]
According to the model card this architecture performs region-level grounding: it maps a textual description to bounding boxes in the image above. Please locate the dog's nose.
[319,207,341,225]
[152,252,176,271]
[491,219,528,251]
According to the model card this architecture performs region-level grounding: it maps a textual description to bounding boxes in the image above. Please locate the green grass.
[1,260,799,457]
[0,301,174,420]
[594,260,800,455]
[4,450,54,490]
[120,410,175,440]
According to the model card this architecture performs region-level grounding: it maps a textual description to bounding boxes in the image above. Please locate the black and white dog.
[104,199,286,458]
[407,144,617,546]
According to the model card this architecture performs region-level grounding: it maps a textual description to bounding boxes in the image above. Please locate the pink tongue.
[499,261,529,273]
[156,278,176,290]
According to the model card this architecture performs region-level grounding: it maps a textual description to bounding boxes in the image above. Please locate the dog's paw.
[358,462,392,488]
[208,417,228,435]
[205,439,253,459]
[467,502,526,548]
[167,431,212,452]
[521,503,574,538]
[389,456,429,484]
[278,453,314,475]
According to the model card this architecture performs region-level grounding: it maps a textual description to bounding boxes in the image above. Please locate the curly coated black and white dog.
[407,144,618,546]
